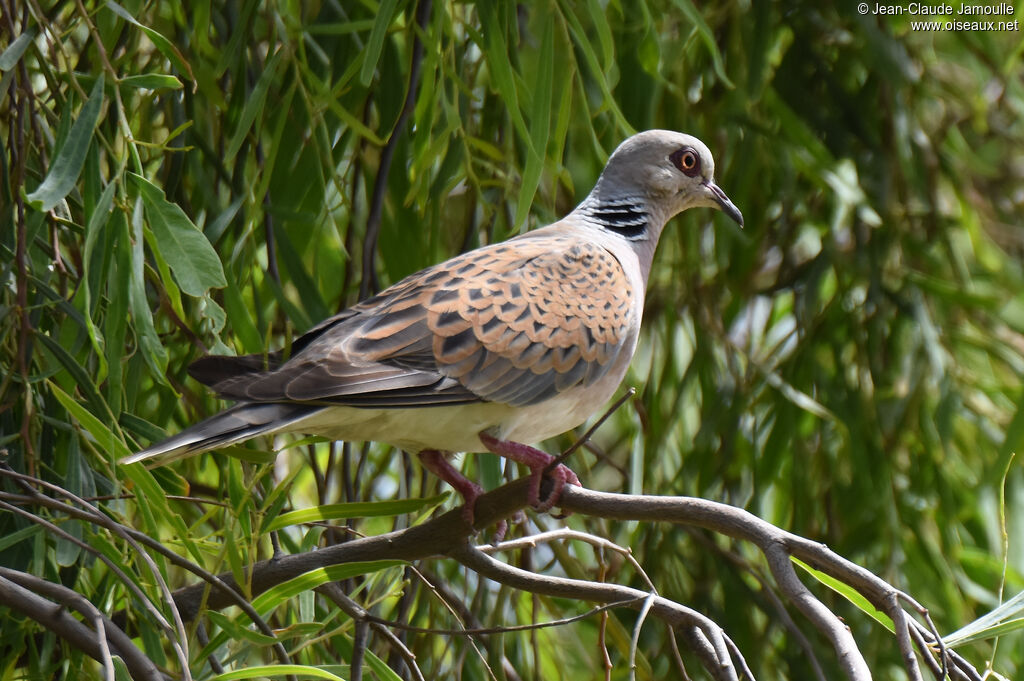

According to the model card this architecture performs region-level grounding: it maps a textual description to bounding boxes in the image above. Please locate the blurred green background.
[2,0,1023,678]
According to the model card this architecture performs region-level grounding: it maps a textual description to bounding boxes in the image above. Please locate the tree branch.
[7,469,982,681]
[447,541,749,681]
[0,465,294,672]
[0,570,169,681]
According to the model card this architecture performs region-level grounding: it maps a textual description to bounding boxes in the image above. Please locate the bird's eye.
[670,148,701,178]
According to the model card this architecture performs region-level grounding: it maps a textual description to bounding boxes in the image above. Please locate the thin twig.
[629,594,656,681]
[359,0,433,299]
[0,569,164,681]
[480,527,658,591]
[547,387,636,472]
[449,541,749,680]
[405,565,500,681]
[0,468,293,671]
[195,621,226,676]
[359,597,644,636]
[0,498,178,638]
[889,593,925,681]
[316,582,427,681]
[686,528,829,681]
[0,574,169,681]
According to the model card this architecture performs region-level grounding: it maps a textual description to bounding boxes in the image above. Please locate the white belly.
[290,352,633,453]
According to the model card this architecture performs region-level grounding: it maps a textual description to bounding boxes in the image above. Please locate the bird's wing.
[197,229,636,408]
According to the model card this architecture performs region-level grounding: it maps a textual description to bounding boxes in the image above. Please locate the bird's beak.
[704,181,744,228]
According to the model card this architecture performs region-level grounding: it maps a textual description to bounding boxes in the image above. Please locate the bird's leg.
[477,432,581,512]
[417,449,484,525]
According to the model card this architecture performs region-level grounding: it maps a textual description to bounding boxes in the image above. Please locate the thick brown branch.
[17,471,978,681]
[169,476,521,620]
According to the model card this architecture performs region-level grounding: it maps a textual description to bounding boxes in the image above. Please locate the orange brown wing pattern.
[202,232,635,408]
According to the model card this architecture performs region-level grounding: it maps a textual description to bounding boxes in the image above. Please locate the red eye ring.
[670,147,701,178]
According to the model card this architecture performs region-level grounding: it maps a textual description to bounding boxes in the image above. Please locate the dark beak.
[705,181,744,228]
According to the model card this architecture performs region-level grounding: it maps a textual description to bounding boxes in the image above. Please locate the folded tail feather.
[121,402,321,465]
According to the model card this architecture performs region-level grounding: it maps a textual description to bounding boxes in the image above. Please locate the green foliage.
[2,0,1023,678]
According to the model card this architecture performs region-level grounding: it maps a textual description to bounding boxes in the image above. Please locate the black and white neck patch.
[579,196,649,240]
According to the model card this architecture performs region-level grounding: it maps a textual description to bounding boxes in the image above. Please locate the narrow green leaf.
[119,74,183,90]
[225,49,285,163]
[253,81,298,206]
[199,293,227,335]
[224,523,248,597]
[584,0,614,70]
[668,0,735,88]
[104,213,132,412]
[944,617,1024,648]
[514,19,554,230]
[637,24,661,76]
[0,526,42,553]
[263,494,450,533]
[477,2,532,145]
[259,465,303,533]
[56,440,85,566]
[206,611,280,646]
[944,588,1024,647]
[120,461,175,536]
[251,561,405,616]
[557,3,631,132]
[36,332,110,422]
[128,197,169,379]
[48,381,131,461]
[27,273,93,342]
[0,26,36,70]
[105,1,194,80]
[306,20,375,35]
[479,451,503,493]
[221,444,279,464]
[148,466,191,498]
[359,0,401,86]
[324,96,386,145]
[82,180,118,378]
[227,457,253,538]
[130,173,227,296]
[205,194,245,246]
[271,223,327,325]
[551,40,574,175]
[221,269,263,354]
[209,665,346,681]
[792,557,894,632]
[26,74,105,212]
[212,0,258,77]
[112,656,132,681]
[144,220,185,321]
[0,63,14,98]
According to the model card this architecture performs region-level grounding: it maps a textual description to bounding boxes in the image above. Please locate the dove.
[123,130,743,520]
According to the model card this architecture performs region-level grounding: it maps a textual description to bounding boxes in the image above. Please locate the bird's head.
[594,129,744,228]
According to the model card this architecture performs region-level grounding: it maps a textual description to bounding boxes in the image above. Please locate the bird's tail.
[121,403,321,465]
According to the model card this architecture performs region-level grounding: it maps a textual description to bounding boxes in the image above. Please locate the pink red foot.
[478,432,581,513]
[418,450,508,538]
[418,450,482,524]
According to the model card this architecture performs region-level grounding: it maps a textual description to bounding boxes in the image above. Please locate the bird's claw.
[478,432,581,514]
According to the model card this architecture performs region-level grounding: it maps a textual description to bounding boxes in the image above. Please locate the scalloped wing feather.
[196,229,635,408]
